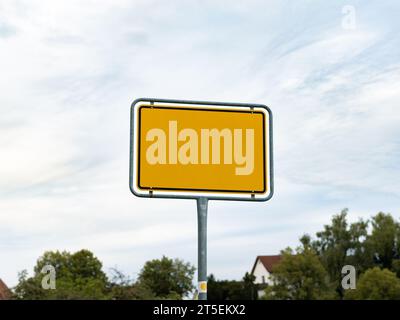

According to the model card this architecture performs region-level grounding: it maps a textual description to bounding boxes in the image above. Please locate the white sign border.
[129,98,273,202]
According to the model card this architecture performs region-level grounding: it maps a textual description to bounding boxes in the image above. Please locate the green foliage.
[13,251,195,300]
[107,268,155,300]
[344,267,400,300]
[263,245,334,300]
[207,272,257,300]
[137,256,195,299]
[392,260,400,278]
[14,250,109,300]
[13,270,45,300]
[366,212,400,269]
[311,209,369,297]
[242,272,258,300]
[264,210,400,300]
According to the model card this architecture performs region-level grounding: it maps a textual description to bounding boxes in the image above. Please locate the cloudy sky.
[1,0,399,287]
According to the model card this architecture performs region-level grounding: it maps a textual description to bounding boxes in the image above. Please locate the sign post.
[197,197,208,300]
[130,98,273,300]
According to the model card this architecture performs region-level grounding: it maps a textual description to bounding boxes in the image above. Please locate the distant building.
[0,279,12,300]
[250,255,282,298]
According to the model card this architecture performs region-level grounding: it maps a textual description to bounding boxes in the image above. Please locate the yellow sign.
[130,99,273,201]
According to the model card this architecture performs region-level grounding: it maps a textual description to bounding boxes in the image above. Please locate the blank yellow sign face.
[130,99,272,201]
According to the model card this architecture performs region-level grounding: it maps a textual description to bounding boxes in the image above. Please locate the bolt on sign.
[130,98,273,201]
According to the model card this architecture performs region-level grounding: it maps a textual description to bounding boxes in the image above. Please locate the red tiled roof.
[0,279,11,300]
[251,255,282,274]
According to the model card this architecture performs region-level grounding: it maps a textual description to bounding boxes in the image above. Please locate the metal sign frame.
[129,98,274,202]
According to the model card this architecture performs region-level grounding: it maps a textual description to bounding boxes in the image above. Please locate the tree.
[207,274,224,300]
[366,212,400,269]
[107,268,155,300]
[344,267,400,300]
[137,256,195,299]
[207,273,257,300]
[311,209,369,297]
[14,250,109,300]
[263,245,334,300]
[13,270,44,300]
[242,272,258,300]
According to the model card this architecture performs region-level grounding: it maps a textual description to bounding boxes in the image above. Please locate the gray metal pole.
[197,197,208,300]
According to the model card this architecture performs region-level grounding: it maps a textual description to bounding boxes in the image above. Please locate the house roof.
[251,255,282,274]
[0,279,11,300]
